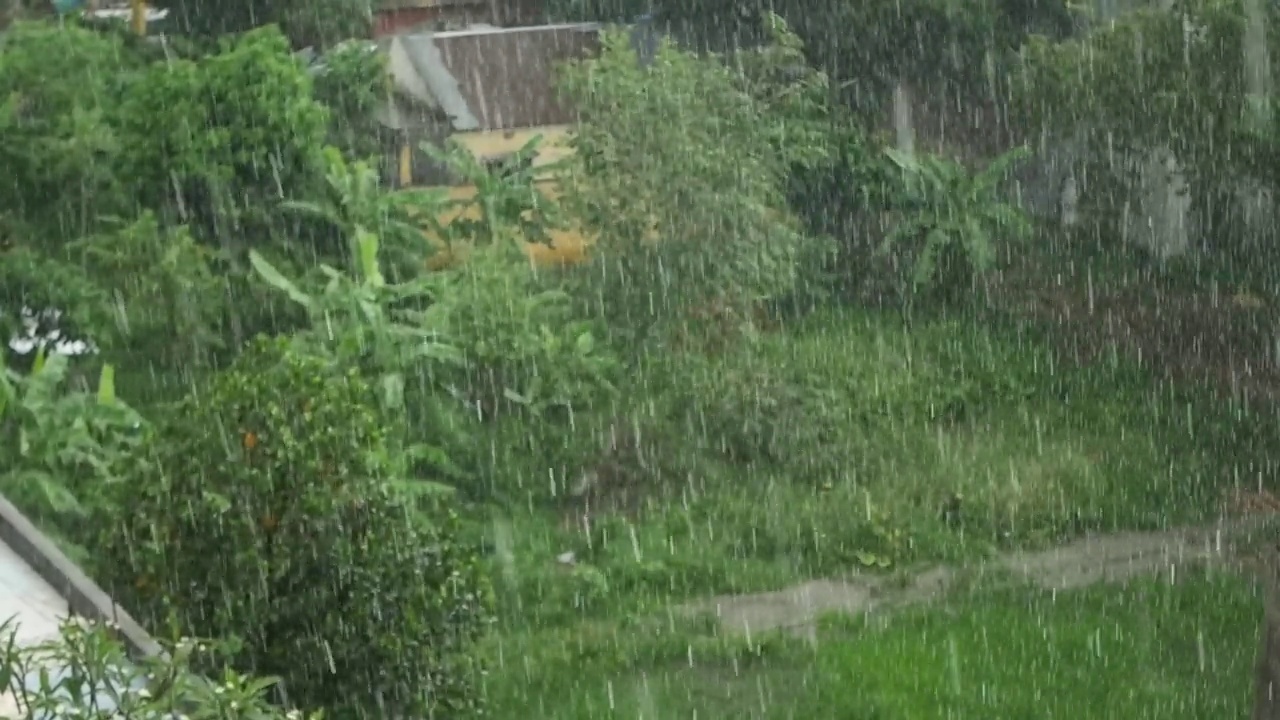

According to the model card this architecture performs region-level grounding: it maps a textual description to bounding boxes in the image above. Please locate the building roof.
[380,22,601,133]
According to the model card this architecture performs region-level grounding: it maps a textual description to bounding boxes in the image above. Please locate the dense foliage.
[559,29,812,347]
[309,39,390,162]
[152,0,372,48]
[0,21,365,380]
[1014,0,1280,250]
[0,353,144,558]
[6,0,1280,715]
[95,338,489,718]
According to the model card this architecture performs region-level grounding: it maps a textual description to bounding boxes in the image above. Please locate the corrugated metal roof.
[382,22,601,133]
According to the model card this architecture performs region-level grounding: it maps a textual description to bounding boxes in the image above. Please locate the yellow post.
[129,0,145,36]
[398,140,413,188]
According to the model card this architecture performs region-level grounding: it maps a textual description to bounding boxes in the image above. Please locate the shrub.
[658,311,1036,478]
[425,244,619,424]
[1,617,321,720]
[96,337,490,719]
[558,29,812,348]
[880,146,1031,302]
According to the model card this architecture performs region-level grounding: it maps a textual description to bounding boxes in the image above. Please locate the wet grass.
[483,567,1259,718]
[486,306,1273,624]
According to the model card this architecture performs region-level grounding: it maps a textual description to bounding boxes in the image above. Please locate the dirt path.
[681,515,1280,638]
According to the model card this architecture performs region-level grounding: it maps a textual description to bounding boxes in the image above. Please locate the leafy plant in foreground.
[248,229,458,375]
[0,617,319,720]
[0,350,145,556]
[248,228,472,486]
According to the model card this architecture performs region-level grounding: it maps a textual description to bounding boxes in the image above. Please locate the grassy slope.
[484,568,1259,718]
[478,305,1273,716]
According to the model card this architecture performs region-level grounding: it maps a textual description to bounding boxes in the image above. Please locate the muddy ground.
[683,515,1280,637]
[989,253,1280,402]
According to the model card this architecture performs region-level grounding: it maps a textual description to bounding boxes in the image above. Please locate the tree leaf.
[96,364,116,405]
[248,250,314,310]
[353,226,384,288]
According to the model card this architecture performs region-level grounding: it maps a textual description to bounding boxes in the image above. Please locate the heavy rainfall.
[2,0,1280,716]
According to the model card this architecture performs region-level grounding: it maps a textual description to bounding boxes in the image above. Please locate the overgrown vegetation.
[96,338,489,718]
[3,0,1279,716]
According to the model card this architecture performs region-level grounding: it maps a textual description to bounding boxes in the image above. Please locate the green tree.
[97,338,491,719]
[559,29,811,347]
[309,39,390,163]
[153,0,372,48]
[112,27,329,245]
[1,21,343,375]
[0,20,137,240]
[652,0,1075,115]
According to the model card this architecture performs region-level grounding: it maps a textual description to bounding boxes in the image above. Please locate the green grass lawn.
[479,306,1275,626]
[483,568,1260,719]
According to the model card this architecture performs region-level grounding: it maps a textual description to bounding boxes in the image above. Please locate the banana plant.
[420,134,571,248]
[249,229,459,369]
[280,146,450,277]
[0,348,145,556]
[249,231,463,496]
[880,146,1031,298]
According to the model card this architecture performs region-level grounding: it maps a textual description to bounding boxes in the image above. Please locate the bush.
[426,244,619,424]
[659,311,1036,479]
[558,29,812,347]
[880,146,1031,302]
[96,337,490,719]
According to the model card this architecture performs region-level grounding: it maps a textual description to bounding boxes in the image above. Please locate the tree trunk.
[892,80,914,156]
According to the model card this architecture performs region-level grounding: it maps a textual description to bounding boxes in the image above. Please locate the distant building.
[378,22,599,187]
[375,22,602,267]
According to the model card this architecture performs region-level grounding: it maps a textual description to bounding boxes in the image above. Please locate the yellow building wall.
[402,124,596,270]
[421,181,596,271]
[450,125,577,174]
